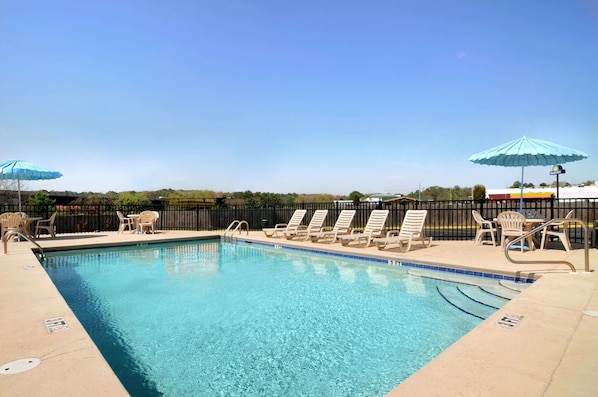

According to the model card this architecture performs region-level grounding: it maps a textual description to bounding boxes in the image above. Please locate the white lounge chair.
[540,210,574,251]
[309,210,356,243]
[375,210,432,252]
[472,210,497,246]
[339,210,389,248]
[263,209,307,238]
[285,209,328,240]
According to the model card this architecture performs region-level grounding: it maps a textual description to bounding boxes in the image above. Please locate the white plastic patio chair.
[117,211,134,233]
[471,210,498,246]
[540,210,574,251]
[496,211,527,252]
[137,210,156,234]
[35,212,58,238]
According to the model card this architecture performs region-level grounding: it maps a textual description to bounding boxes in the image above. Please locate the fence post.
[98,204,102,232]
[196,207,200,231]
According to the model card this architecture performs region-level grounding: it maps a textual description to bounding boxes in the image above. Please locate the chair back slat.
[333,210,356,231]
[497,211,525,233]
[363,210,389,234]
[307,210,328,230]
[399,210,427,238]
[288,209,307,227]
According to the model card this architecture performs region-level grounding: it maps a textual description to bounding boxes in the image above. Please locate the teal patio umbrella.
[0,160,63,213]
[468,136,589,211]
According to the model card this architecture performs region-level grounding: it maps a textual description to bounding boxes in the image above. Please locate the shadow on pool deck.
[1,230,597,396]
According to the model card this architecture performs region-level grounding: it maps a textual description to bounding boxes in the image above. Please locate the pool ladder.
[2,230,45,259]
[224,220,249,238]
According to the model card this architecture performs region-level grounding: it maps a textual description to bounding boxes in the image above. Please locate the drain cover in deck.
[1,358,41,374]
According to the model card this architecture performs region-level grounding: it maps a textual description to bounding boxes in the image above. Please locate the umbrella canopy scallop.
[0,160,63,180]
[468,136,589,212]
[468,136,589,167]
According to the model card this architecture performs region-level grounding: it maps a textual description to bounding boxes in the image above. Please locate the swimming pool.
[43,239,490,396]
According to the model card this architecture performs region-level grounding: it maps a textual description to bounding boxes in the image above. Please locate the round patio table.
[127,214,141,233]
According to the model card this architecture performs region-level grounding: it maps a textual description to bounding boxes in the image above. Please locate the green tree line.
[17,178,595,208]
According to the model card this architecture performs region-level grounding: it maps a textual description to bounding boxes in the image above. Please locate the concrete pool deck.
[1,230,596,396]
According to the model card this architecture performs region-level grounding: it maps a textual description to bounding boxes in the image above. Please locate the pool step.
[436,285,496,320]
[407,269,532,293]
[457,284,508,309]
[499,279,531,292]
[407,269,494,286]
[479,284,520,300]
[408,268,530,320]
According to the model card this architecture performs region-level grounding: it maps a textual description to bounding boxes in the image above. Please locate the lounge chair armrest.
[386,229,400,237]
[285,225,303,233]
[273,223,288,229]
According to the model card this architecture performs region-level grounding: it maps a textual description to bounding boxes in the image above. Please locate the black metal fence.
[2,198,597,244]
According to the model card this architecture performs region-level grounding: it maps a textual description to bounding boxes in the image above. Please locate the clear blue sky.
[2,0,597,195]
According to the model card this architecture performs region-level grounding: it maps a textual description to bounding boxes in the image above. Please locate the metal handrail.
[223,220,249,237]
[504,218,590,274]
[2,230,45,259]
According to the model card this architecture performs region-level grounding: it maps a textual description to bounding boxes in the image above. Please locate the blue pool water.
[43,240,483,396]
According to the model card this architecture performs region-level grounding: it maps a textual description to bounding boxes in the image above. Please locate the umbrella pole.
[519,166,524,213]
